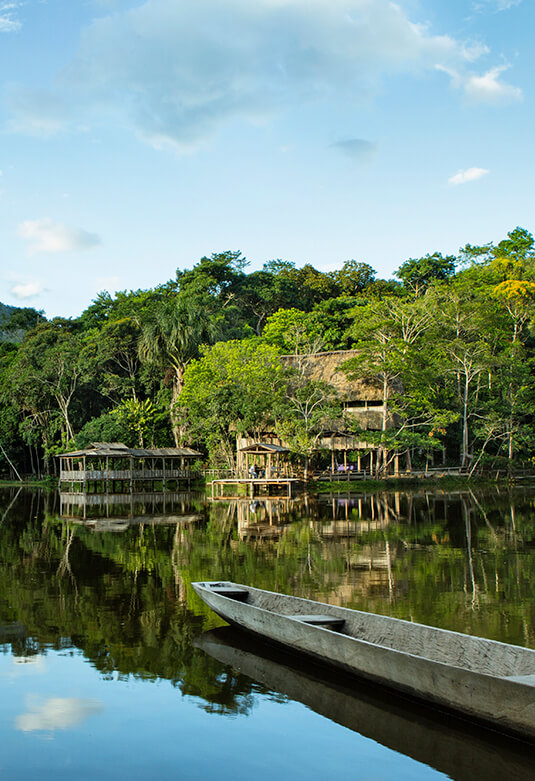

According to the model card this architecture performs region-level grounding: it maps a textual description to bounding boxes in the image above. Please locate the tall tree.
[177,339,288,465]
[139,296,219,444]
[395,253,456,296]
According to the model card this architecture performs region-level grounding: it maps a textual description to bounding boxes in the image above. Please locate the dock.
[211,477,303,499]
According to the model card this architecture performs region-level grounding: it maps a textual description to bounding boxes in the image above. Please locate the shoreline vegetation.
[3,472,533,496]
[2,229,535,481]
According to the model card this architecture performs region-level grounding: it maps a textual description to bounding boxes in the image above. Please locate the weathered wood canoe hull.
[192,581,535,740]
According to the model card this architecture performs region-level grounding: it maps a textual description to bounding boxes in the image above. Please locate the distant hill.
[0,303,17,326]
[0,303,45,343]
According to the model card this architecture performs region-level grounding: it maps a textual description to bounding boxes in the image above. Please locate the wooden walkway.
[211,477,304,499]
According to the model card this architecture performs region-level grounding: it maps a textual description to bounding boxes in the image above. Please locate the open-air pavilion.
[211,442,301,499]
[58,442,201,492]
[239,442,290,478]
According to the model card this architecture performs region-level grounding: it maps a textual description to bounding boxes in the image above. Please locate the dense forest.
[1,226,535,477]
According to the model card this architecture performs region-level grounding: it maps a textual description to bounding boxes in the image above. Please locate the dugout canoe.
[192,580,535,740]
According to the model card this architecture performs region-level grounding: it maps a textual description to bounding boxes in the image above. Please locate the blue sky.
[0,0,533,317]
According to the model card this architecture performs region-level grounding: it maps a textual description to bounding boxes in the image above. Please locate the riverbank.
[300,473,535,494]
[0,477,56,488]
[4,472,534,496]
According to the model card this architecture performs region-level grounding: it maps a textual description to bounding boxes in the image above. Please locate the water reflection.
[197,627,535,780]
[59,490,206,530]
[2,484,535,776]
[15,697,104,732]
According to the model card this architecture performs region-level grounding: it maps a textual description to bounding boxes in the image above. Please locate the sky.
[0,0,533,318]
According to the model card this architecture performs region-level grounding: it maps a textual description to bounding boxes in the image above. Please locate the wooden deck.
[211,477,304,499]
[60,469,192,481]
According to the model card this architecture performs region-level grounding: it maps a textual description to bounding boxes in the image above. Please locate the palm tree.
[139,296,219,444]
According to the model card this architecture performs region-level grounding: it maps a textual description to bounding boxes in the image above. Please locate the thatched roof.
[239,443,289,454]
[281,350,384,402]
[59,442,201,458]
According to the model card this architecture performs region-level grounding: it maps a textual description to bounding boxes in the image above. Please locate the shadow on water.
[197,626,535,781]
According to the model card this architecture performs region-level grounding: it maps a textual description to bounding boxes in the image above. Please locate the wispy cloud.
[10,280,44,299]
[95,275,120,290]
[448,167,489,185]
[5,0,518,150]
[0,1,22,32]
[18,218,101,253]
[7,87,70,136]
[330,138,375,160]
[473,0,523,12]
[437,63,522,104]
[15,697,103,732]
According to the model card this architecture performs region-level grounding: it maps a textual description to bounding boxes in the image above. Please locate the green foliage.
[178,339,287,463]
[2,226,535,474]
[395,252,456,295]
[111,398,157,447]
[262,308,323,353]
[76,410,132,448]
[331,260,376,295]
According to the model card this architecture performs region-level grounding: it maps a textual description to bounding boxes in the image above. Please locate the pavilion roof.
[239,443,289,454]
[58,442,201,458]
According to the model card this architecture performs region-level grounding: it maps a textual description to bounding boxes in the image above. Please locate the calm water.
[2,484,535,779]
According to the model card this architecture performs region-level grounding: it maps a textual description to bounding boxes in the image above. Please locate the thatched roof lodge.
[237,349,399,475]
[282,349,394,430]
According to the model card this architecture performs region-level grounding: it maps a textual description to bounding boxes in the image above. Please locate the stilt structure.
[58,442,202,493]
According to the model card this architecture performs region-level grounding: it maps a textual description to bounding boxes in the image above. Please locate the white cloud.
[10,281,44,299]
[464,65,523,104]
[0,1,22,32]
[460,42,490,63]
[18,218,101,253]
[474,0,523,12]
[15,697,103,732]
[448,167,489,186]
[6,0,515,150]
[437,63,522,104]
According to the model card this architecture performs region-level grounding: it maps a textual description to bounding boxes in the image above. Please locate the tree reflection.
[1,484,535,716]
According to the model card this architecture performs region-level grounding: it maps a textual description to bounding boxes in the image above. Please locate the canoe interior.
[197,581,535,679]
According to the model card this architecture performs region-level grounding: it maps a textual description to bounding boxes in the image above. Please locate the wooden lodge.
[235,350,402,479]
[58,442,202,492]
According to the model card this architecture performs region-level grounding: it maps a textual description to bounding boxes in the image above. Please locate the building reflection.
[59,490,205,531]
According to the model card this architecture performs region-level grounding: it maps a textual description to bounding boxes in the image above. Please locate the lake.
[1,484,535,779]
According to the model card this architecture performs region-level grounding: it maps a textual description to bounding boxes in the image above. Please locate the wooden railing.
[60,469,195,481]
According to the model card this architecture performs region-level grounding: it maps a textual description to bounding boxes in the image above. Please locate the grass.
[309,474,514,494]
[0,477,57,488]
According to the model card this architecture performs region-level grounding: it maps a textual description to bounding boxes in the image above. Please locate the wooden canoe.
[192,580,535,740]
